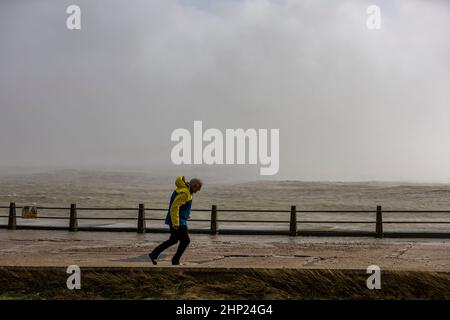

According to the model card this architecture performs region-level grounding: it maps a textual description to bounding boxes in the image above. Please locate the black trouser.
[151,225,190,263]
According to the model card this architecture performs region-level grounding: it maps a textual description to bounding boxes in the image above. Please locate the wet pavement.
[0,229,449,271]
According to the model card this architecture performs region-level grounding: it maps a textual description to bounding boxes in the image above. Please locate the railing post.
[290,205,297,236]
[69,203,78,232]
[210,205,218,235]
[138,203,146,234]
[376,205,383,238]
[8,202,16,230]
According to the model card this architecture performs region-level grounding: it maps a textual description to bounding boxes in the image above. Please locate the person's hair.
[190,178,203,186]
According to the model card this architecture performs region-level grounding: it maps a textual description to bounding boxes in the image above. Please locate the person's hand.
[173,225,179,230]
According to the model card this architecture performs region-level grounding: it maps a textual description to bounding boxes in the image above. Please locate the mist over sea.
[1,168,450,232]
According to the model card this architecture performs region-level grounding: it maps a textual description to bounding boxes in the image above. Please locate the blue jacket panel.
[165,190,192,226]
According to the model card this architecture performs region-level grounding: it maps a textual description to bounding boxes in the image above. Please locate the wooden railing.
[1,202,450,238]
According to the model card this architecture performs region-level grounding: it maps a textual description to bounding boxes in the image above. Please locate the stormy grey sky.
[0,0,449,181]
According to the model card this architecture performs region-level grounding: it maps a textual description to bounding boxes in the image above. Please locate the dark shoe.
[172,259,181,265]
[149,253,157,265]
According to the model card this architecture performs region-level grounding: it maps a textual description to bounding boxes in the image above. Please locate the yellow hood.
[175,176,192,198]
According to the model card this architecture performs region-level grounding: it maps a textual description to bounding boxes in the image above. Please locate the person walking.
[149,176,202,265]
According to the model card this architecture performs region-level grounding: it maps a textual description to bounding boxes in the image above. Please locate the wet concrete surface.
[0,229,449,270]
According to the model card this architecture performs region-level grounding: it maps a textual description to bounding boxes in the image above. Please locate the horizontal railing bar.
[12,218,450,224]
[144,218,212,222]
[383,221,450,224]
[216,209,291,213]
[218,220,289,223]
[146,209,214,212]
[2,205,450,213]
[76,207,137,211]
[297,210,376,213]
[77,217,135,220]
[18,216,68,220]
[9,217,450,224]
[299,221,375,224]
[383,210,450,213]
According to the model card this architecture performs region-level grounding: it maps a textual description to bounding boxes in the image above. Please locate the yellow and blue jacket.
[165,176,193,228]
